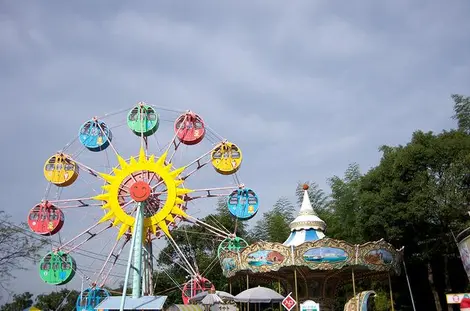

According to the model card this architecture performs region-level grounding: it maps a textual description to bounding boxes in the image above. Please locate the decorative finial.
[302,184,309,190]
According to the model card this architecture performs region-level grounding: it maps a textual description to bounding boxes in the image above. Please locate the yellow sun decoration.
[93,147,192,239]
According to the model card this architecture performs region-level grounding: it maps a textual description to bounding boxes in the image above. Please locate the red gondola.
[28,201,64,236]
[182,275,215,304]
[174,112,206,145]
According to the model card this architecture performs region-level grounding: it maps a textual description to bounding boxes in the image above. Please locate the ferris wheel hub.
[130,181,152,202]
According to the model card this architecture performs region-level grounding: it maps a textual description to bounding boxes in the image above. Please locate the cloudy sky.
[1,0,469,302]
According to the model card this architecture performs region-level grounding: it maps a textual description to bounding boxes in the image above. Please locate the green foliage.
[0,292,33,311]
[358,129,470,262]
[251,197,296,243]
[373,289,390,311]
[295,181,329,212]
[0,211,47,287]
[154,198,248,303]
[452,94,470,133]
[35,289,79,311]
[326,163,363,243]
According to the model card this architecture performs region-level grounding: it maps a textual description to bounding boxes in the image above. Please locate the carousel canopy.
[283,185,326,246]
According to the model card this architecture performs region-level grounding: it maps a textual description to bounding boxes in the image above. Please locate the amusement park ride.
[28,103,257,310]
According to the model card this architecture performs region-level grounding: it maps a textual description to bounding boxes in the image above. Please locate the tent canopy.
[234,286,284,303]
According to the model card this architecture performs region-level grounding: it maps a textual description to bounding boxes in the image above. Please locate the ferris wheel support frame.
[119,201,145,311]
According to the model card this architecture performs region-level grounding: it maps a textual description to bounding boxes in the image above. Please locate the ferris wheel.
[27,102,259,310]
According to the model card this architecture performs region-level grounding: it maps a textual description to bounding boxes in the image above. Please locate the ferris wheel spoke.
[184,186,237,201]
[164,233,198,277]
[66,156,104,180]
[185,215,231,238]
[181,159,211,181]
[180,146,218,175]
[164,114,188,155]
[47,197,102,209]
[150,241,192,276]
[56,221,113,253]
[96,117,122,158]
[97,235,131,287]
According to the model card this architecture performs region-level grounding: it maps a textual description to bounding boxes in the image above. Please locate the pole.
[402,258,417,311]
[294,269,299,311]
[351,268,356,297]
[132,202,145,298]
[146,238,154,296]
[119,202,143,311]
[388,273,395,311]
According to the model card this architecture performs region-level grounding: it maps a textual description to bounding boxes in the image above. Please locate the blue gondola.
[79,119,112,152]
[76,287,110,311]
[227,188,259,220]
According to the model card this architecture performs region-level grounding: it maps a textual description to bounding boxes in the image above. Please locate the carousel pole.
[294,269,299,311]
[388,273,395,311]
[351,268,356,297]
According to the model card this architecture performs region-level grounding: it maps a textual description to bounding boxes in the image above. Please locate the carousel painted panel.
[221,257,238,276]
[219,252,240,277]
[240,241,291,273]
[358,240,402,274]
[294,238,355,269]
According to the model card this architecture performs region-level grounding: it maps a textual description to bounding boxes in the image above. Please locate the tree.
[35,289,79,311]
[0,211,47,290]
[326,163,364,243]
[452,94,470,133]
[358,129,470,311]
[251,197,296,243]
[295,181,329,212]
[0,292,33,311]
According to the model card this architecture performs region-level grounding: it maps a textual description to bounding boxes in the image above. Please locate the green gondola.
[39,251,76,285]
[217,236,249,257]
[127,104,159,137]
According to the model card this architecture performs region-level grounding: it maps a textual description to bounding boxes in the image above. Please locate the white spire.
[289,185,326,232]
[299,189,318,216]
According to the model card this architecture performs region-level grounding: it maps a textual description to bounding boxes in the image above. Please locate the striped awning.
[283,228,325,246]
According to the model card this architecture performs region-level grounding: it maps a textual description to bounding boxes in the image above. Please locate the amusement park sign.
[446,293,470,304]
[300,300,320,311]
[282,293,297,311]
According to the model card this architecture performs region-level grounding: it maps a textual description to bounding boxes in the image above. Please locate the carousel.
[219,185,404,311]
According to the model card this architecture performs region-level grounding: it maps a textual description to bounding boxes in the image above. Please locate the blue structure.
[94,296,167,310]
[283,187,326,246]
[227,188,259,220]
[76,287,110,311]
[79,119,112,152]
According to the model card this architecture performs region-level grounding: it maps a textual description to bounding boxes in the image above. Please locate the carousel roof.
[283,185,326,246]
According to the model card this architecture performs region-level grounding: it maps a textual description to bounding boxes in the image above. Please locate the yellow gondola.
[211,141,242,175]
[43,153,79,187]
